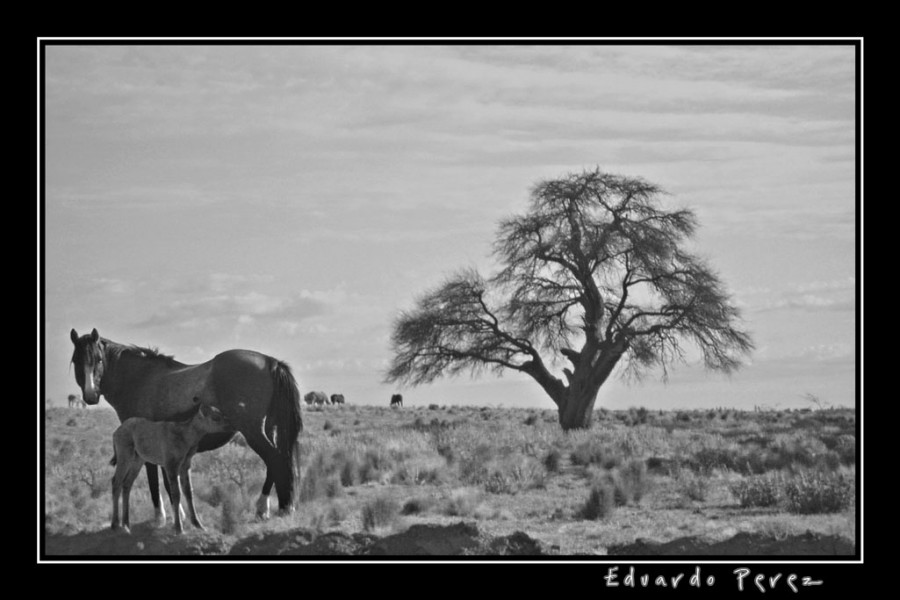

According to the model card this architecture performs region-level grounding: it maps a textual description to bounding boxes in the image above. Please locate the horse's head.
[70,328,105,405]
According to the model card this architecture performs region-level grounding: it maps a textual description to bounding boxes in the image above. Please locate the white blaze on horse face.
[83,363,98,403]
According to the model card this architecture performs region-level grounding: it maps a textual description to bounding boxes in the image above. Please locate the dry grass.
[43,404,857,553]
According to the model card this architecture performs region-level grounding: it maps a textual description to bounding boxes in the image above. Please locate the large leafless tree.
[386,168,753,430]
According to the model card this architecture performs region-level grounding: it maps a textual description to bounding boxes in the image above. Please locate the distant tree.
[386,168,753,430]
[801,392,830,411]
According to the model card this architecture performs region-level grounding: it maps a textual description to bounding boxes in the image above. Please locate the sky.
[41,43,858,412]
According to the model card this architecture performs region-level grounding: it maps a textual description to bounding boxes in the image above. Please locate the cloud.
[134,291,327,330]
[756,295,855,313]
[703,204,856,242]
[92,277,134,295]
[735,276,856,313]
[297,357,384,378]
[794,343,855,361]
[793,277,857,294]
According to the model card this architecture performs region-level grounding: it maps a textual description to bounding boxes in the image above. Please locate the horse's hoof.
[255,496,270,519]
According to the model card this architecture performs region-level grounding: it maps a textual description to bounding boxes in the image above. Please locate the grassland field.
[43,402,856,555]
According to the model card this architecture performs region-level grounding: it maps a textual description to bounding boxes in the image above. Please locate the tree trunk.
[557,348,623,431]
[558,384,602,431]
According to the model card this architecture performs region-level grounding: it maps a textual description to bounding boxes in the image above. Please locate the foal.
[110,399,230,533]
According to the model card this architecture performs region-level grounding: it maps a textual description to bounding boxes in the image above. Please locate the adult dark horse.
[70,328,302,522]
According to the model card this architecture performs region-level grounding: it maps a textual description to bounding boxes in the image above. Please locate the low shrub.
[580,480,616,520]
[676,470,710,502]
[729,475,781,508]
[442,488,481,517]
[618,459,650,504]
[218,484,244,535]
[477,456,546,495]
[570,440,622,469]
[300,451,350,501]
[328,504,348,525]
[361,496,401,532]
[543,448,562,473]
[436,442,456,465]
[401,496,437,515]
[784,471,853,514]
[634,407,649,425]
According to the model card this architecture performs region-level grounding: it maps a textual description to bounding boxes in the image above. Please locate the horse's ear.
[90,328,100,342]
[70,329,79,344]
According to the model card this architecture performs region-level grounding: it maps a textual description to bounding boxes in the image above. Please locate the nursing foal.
[110,398,230,533]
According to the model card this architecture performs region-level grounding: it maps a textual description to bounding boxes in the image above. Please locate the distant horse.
[70,328,302,521]
[111,398,231,534]
[391,393,403,408]
[304,391,329,406]
[67,394,85,408]
[330,393,345,405]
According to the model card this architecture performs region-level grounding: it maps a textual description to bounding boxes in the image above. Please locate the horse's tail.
[267,358,303,505]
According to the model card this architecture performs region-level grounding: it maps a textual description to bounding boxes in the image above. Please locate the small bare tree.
[386,168,753,430]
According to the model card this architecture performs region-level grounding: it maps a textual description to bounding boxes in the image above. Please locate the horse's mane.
[104,340,183,368]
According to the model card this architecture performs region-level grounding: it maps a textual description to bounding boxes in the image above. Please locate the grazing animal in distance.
[67,394,85,408]
[70,327,302,522]
[110,398,231,533]
[330,393,345,405]
[391,393,403,408]
[304,391,329,406]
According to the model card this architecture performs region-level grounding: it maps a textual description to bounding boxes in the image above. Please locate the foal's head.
[70,328,105,405]
[195,401,231,433]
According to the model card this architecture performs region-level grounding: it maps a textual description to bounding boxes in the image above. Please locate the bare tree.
[386,168,753,430]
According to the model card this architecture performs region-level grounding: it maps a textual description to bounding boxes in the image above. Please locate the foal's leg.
[161,466,186,524]
[121,463,143,533]
[111,470,123,530]
[146,463,167,527]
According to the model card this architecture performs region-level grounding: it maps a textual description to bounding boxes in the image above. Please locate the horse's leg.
[145,463,167,527]
[273,451,296,515]
[180,463,204,531]
[165,464,184,534]
[243,431,281,519]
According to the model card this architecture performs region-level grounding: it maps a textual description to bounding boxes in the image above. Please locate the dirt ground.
[44,520,853,557]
